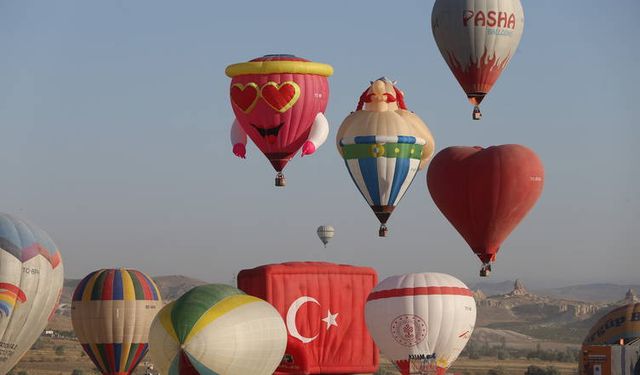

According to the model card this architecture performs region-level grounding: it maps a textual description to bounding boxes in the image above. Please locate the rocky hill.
[473,279,638,344]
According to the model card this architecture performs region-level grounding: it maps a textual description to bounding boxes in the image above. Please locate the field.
[10,336,579,375]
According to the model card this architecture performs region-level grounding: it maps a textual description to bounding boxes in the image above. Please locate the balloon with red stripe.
[365,273,476,375]
[71,268,162,375]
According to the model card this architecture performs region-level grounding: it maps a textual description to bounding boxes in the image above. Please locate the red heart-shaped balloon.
[231,83,259,113]
[427,144,544,265]
[261,81,300,112]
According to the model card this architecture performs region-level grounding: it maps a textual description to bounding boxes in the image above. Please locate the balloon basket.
[472,106,482,120]
[479,263,492,277]
[378,225,388,237]
[275,172,286,187]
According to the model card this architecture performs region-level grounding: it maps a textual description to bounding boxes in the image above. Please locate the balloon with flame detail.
[365,273,476,375]
[226,54,333,186]
[336,78,435,237]
[427,145,544,276]
[148,284,287,375]
[71,268,162,375]
[432,0,524,120]
[0,213,64,374]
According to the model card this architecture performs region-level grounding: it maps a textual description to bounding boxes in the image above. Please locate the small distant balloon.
[316,225,334,247]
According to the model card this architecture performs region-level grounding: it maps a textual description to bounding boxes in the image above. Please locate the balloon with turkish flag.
[226,54,333,186]
[237,262,379,374]
[427,145,544,276]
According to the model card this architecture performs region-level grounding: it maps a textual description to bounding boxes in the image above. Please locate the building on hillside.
[580,338,640,374]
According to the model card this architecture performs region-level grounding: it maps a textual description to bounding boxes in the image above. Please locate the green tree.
[72,370,85,375]
[487,366,508,375]
[55,345,65,355]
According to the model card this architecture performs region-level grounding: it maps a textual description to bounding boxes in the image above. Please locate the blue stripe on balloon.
[358,157,381,206]
[389,156,410,206]
[397,135,416,144]
[113,270,124,300]
[113,343,122,372]
[353,135,377,144]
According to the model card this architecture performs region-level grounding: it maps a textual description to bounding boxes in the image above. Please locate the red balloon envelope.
[237,262,378,374]
[226,54,333,186]
[427,145,544,276]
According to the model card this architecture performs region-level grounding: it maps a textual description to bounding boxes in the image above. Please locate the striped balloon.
[336,78,434,236]
[148,284,287,375]
[0,213,64,374]
[71,268,162,375]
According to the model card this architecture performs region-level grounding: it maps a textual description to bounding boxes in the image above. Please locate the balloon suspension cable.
[479,262,492,277]
[378,224,388,237]
[472,106,482,121]
[275,172,286,187]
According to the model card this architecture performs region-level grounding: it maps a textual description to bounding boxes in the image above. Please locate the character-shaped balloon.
[365,273,476,375]
[336,78,435,236]
[226,54,333,186]
[0,213,63,374]
[432,0,525,120]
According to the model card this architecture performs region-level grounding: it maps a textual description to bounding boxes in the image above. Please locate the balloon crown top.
[226,54,333,77]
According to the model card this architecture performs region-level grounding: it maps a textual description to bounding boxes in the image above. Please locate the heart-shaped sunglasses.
[231,81,301,114]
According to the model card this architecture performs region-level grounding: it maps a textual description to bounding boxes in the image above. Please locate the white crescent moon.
[286,296,320,343]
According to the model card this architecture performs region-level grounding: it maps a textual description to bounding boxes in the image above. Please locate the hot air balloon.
[0,213,63,374]
[71,268,162,375]
[336,78,435,236]
[237,262,379,374]
[584,303,640,345]
[148,284,287,375]
[427,145,544,276]
[316,225,334,248]
[431,0,524,120]
[365,273,476,375]
[226,54,333,186]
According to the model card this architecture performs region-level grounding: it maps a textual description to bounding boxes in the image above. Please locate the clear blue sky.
[1,0,638,288]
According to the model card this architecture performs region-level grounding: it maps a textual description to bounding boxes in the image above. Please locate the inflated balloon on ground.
[148,284,287,375]
[0,213,64,374]
[71,268,162,375]
[365,272,476,375]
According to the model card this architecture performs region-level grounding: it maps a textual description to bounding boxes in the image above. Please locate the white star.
[322,310,339,330]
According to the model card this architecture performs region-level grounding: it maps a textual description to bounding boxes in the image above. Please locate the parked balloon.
[226,54,333,186]
[0,213,63,374]
[365,273,476,375]
[427,145,544,276]
[432,0,524,120]
[71,268,162,375]
[583,303,640,345]
[316,225,334,247]
[148,284,287,375]
[336,78,435,236]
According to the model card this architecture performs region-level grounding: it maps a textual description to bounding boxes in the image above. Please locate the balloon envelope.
[432,0,524,113]
[336,78,434,236]
[71,268,162,375]
[584,303,640,345]
[316,225,334,247]
[365,273,476,375]
[226,54,332,173]
[0,213,63,373]
[148,284,287,375]
[427,145,544,273]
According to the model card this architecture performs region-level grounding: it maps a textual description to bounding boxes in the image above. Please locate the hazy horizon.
[1,1,638,287]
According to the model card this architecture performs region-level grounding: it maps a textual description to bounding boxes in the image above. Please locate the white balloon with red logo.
[365,273,476,375]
